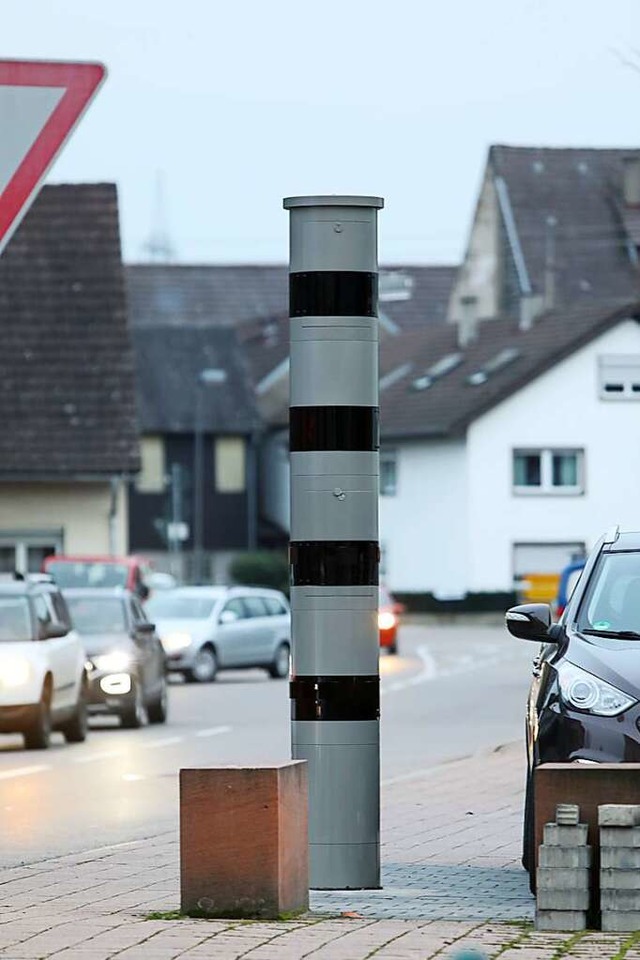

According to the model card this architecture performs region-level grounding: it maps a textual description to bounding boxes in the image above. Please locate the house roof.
[132,324,260,434]
[379,298,640,439]
[125,263,456,334]
[0,184,140,479]
[490,145,640,306]
[243,298,640,438]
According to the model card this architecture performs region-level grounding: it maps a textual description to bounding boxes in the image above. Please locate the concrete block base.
[601,910,640,932]
[180,763,308,919]
[535,909,587,931]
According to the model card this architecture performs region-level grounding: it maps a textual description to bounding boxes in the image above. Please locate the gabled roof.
[379,299,640,439]
[132,325,260,434]
[0,184,139,478]
[125,264,456,333]
[241,299,640,438]
[490,146,640,306]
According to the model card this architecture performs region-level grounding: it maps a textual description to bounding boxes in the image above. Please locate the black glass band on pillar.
[290,271,378,318]
[290,676,380,721]
[290,406,379,453]
[290,540,379,587]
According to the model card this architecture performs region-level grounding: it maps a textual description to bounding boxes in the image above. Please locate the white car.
[0,579,88,749]
[146,586,291,682]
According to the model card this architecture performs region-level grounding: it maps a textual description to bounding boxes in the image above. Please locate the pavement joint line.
[362,919,434,958]
[296,918,381,960]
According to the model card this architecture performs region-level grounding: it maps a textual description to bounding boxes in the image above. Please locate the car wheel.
[24,684,52,750]
[387,639,398,655]
[185,646,218,683]
[61,682,88,743]
[268,642,290,679]
[147,676,169,724]
[523,766,536,894]
[120,679,146,729]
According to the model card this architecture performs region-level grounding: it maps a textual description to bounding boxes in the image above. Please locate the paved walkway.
[1,743,639,958]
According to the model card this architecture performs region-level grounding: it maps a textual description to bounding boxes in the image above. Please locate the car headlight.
[0,657,31,688]
[558,662,637,716]
[378,611,397,631]
[93,651,132,674]
[161,631,192,653]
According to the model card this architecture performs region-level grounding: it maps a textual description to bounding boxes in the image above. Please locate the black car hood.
[564,631,640,700]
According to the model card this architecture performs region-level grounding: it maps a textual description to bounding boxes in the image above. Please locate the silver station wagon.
[146,586,291,682]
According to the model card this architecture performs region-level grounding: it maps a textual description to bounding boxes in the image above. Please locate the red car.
[379,585,403,654]
[42,555,152,601]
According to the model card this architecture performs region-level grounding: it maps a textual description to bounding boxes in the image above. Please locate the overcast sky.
[4,0,640,264]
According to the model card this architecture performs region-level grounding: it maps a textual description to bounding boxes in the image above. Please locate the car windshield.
[577,552,640,636]
[146,595,217,620]
[0,597,32,642]
[66,597,127,635]
[47,561,129,589]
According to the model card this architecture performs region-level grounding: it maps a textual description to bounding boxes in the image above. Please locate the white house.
[379,301,640,599]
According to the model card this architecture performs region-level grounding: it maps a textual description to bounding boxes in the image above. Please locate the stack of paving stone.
[599,804,640,932]
[536,803,591,931]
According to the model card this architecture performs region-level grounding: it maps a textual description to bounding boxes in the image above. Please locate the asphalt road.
[0,621,535,866]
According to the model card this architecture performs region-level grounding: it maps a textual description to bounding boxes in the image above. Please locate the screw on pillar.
[283,195,384,890]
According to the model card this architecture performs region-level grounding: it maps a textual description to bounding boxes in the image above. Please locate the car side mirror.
[44,622,68,640]
[219,610,238,625]
[136,622,155,633]
[505,603,553,642]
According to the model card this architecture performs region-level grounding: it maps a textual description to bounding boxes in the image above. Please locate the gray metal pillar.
[283,195,384,890]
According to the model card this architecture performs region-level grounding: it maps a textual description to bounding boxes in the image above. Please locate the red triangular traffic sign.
[0,59,106,255]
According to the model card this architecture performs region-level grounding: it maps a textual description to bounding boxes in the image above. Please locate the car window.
[33,593,53,637]
[50,591,72,630]
[242,596,269,618]
[221,598,248,620]
[578,552,640,633]
[66,596,127,635]
[0,597,32,641]
[263,596,287,616]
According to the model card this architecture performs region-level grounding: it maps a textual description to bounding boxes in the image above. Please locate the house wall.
[447,168,501,324]
[380,440,468,596]
[260,429,289,534]
[466,318,640,592]
[128,433,249,554]
[0,482,127,558]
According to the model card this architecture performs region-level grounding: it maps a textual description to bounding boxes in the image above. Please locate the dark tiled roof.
[490,146,640,305]
[0,184,140,478]
[125,264,456,333]
[241,299,640,437]
[132,325,260,434]
[379,299,640,438]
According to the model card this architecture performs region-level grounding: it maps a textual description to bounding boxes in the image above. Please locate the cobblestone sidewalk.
[1,743,639,958]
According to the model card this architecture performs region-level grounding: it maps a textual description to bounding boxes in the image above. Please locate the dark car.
[64,588,168,728]
[506,525,640,891]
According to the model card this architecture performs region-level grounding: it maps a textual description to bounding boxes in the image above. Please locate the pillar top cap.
[283,195,384,210]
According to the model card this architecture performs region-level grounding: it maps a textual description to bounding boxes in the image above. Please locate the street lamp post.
[193,367,227,584]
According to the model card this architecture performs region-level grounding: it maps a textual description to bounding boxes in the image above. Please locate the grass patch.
[612,931,640,960]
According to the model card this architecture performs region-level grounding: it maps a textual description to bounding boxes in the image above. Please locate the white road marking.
[73,750,123,764]
[382,644,437,695]
[146,736,183,749]
[0,764,49,781]
[195,725,232,738]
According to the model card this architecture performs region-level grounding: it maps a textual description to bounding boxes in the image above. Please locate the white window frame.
[513,448,584,496]
[380,448,398,497]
